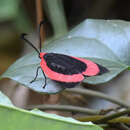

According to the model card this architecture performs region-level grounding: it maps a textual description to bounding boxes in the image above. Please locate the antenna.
[21,33,40,55]
[38,20,46,53]
[21,21,45,55]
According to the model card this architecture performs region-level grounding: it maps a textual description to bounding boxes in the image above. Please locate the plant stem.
[66,88,130,108]
[94,108,130,124]
[77,115,130,124]
[119,123,130,130]
[26,104,100,115]
[36,0,44,25]
[35,0,45,44]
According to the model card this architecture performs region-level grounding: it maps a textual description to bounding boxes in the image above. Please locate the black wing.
[43,53,87,75]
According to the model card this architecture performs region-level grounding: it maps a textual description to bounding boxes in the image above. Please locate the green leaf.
[0,91,103,130]
[127,66,130,70]
[44,37,120,61]
[67,19,130,65]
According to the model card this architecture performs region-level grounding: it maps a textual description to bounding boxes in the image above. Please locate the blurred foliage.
[0,0,32,31]
[0,0,20,21]
[0,0,32,74]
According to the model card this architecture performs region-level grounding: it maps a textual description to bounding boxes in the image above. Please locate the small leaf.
[0,91,103,130]
[127,66,130,70]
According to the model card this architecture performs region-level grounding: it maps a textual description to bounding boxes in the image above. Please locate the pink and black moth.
[21,21,108,88]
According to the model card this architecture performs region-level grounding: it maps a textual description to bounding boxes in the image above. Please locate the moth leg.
[30,66,41,83]
[41,69,47,88]
[30,66,47,89]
